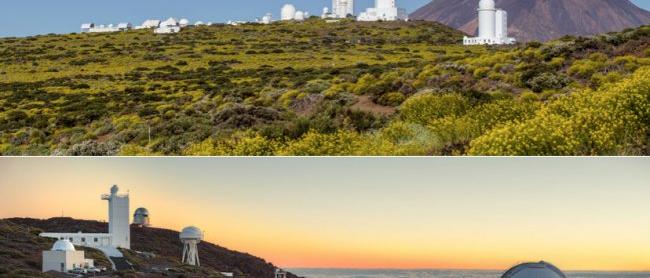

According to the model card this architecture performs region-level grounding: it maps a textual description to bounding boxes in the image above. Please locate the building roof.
[180,226,203,240]
[141,19,161,28]
[52,239,76,251]
[502,261,567,278]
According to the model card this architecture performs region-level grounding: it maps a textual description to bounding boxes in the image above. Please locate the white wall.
[42,250,87,272]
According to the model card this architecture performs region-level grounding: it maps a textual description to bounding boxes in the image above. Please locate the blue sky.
[0,0,649,37]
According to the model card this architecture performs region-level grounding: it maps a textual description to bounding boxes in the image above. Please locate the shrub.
[400,93,470,126]
[469,67,650,155]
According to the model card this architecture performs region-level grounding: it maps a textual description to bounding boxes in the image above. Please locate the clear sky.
[1,157,649,271]
[0,0,648,37]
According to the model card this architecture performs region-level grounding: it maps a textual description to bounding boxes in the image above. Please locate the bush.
[526,72,570,93]
[469,67,650,155]
[400,93,470,126]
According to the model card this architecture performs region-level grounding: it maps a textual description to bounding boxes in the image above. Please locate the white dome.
[179,18,190,26]
[52,240,75,251]
[294,11,305,21]
[479,0,496,10]
[180,226,203,241]
[195,21,205,26]
[281,4,297,21]
[502,261,566,278]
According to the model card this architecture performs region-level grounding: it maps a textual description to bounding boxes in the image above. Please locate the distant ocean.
[288,269,650,278]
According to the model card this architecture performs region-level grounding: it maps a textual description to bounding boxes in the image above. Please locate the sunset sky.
[1,158,649,271]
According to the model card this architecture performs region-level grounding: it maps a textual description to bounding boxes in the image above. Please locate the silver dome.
[502,261,567,278]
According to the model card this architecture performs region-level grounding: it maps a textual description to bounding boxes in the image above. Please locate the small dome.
[180,226,203,241]
[179,18,190,25]
[52,240,75,251]
[502,261,566,278]
[479,0,496,10]
[110,185,119,194]
[294,11,305,21]
[134,207,149,216]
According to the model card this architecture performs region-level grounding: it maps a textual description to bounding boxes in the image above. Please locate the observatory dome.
[180,226,203,241]
[179,18,190,26]
[52,239,75,251]
[294,11,305,21]
[479,0,496,10]
[502,261,566,278]
[281,4,297,21]
[134,207,149,216]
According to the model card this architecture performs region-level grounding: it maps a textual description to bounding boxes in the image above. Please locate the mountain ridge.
[410,0,650,42]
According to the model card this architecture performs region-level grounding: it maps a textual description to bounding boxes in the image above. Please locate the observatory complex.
[281,4,309,21]
[358,0,408,22]
[464,0,516,45]
[502,261,567,278]
[40,185,131,257]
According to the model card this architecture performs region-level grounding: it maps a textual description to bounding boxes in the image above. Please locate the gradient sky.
[1,158,649,271]
[0,0,649,37]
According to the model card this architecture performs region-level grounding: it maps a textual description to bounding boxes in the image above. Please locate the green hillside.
[0,19,648,155]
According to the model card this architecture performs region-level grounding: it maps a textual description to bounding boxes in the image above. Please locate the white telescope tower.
[180,226,203,266]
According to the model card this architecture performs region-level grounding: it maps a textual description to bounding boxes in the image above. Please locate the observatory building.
[502,261,567,278]
[463,0,516,45]
[155,18,182,34]
[133,207,151,227]
[42,239,94,273]
[281,4,297,21]
[80,22,132,33]
[41,185,131,251]
[358,0,408,22]
[180,226,204,266]
[281,4,308,21]
[333,0,354,18]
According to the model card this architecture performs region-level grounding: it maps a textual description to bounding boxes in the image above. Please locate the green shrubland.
[0,20,648,155]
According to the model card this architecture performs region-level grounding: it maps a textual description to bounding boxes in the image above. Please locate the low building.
[155,18,182,34]
[358,0,408,21]
[137,19,161,29]
[42,240,94,273]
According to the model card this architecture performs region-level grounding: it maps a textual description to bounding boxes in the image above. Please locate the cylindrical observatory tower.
[478,0,496,39]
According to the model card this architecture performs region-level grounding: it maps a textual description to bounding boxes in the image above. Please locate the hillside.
[0,20,649,156]
[1,218,296,278]
[410,0,650,42]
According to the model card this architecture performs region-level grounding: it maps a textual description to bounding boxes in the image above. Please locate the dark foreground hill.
[411,0,650,42]
[1,218,297,278]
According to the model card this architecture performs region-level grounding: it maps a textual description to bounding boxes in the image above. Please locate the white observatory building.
[502,261,567,278]
[41,185,131,253]
[333,0,354,18]
[275,269,288,278]
[281,4,297,21]
[133,207,151,227]
[464,0,516,45]
[180,226,204,266]
[358,0,408,22]
[42,239,94,273]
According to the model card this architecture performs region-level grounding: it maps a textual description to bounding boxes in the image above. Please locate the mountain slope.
[410,0,650,42]
[2,218,296,277]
